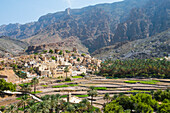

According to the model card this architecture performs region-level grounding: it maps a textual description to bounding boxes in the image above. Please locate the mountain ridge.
[0,0,169,57]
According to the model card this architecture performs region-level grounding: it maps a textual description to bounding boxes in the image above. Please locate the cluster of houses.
[0,48,102,83]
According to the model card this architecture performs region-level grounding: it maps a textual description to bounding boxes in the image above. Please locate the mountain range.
[0,0,169,59]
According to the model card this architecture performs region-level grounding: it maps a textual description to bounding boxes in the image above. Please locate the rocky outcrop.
[111,0,170,44]
[92,29,170,60]
[26,36,89,54]
[0,36,28,57]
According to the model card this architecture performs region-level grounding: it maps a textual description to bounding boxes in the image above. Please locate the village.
[0,47,101,84]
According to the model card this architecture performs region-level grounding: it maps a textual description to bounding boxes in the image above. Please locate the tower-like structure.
[65,8,71,15]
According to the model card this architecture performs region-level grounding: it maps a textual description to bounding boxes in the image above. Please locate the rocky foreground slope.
[92,30,170,60]
[0,36,28,57]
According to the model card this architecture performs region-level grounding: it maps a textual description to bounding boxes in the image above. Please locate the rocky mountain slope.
[25,36,89,54]
[92,29,170,60]
[0,0,169,56]
[111,0,170,44]
[0,0,150,53]
[0,36,28,57]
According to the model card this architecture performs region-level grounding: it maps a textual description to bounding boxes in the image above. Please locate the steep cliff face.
[0,0,150,53]
[0,0,169,54]
[111,0,170,44]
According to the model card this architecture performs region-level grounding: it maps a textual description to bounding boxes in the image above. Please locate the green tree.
[4,104,18,113]
[31,77,39,94]
[65,50,70,53]
[64,66,69,79]
[87,86,98,106]
[158,102,170,113]
[43,50,48,54]
[134,102,154,113]
[103,93,110,103]
[77,58,80,62]
[18,95,30,112]
[59,50,63,55]
[81,53,86,57]
[49,49,53,54]
[0,79,16,91]
[51,56,56,60]
[20,83,31,94]
[116,95,133,111]
[104,100,124,113]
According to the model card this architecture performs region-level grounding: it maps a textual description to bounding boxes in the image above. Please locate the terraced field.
[35,76,170,109]
[1,76,169,109]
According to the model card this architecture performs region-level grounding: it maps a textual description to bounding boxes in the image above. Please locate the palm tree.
[87,86,98,106]
[103,93,110,103]
[64,66,69,79]
[20,83,31,95]
[48,95,57,113]
[80,99,91,111]
[4,104,18,113]
[26,104,38,113]
[31,77,39,94]
[54,94,61,113]
[37,101,50,113]
[18,95,29,112]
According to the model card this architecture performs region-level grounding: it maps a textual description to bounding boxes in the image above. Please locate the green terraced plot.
[72,76,83,78]
[94,87,107,90]
[125,80,160,84]
[76,95,88,98]
[69,84,78,87]
[31,91,42,94]
[127,90,151,93]
[42,85,48,87]
[61,95,68,98]
[52,85,69,88]
[140,80,160,84]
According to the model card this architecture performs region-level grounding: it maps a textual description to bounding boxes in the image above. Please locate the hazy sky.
[0,0,123,25]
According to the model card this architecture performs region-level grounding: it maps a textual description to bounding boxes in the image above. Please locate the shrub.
[65,77,71,81]
[1,106,5,111]
[59,50,63,55]
[65,50,70,53]
[81,72,86,77]
[77,58,80,61]
[49,49,53,54]
[81,53,86,57]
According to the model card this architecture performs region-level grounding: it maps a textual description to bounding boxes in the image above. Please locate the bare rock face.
[92,29,170,60]
[111,0,170,44]
[26,36,89,54]
[0,0,151,53]
[0,36,28,57]
[0,0,169,54]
